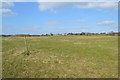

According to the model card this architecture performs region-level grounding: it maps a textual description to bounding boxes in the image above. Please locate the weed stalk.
[24,35,30,55]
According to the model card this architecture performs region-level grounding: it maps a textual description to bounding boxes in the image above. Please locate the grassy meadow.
[2,35,118,78]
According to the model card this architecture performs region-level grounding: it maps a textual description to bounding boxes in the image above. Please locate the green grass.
[2,35,118,78]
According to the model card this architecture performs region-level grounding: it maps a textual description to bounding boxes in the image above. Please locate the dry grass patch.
[74,42,89,45]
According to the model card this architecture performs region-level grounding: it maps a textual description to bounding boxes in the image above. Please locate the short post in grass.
[24,35,30,55]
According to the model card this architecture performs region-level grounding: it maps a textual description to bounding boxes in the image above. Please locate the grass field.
[2,35,118,78]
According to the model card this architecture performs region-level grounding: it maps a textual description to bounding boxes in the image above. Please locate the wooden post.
[24,35,29,55]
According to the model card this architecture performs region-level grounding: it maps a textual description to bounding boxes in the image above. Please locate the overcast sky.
[2,1,118,35]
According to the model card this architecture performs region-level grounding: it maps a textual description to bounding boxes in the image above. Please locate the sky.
[1,1,119,35]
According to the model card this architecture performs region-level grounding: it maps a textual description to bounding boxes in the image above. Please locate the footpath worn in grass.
[2,35,118,78]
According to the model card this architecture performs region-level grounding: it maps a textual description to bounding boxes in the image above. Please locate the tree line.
[1,32,120,37]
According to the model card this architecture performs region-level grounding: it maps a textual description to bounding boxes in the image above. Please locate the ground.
[2,35,118,78]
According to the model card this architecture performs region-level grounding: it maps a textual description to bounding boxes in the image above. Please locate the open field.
[2,35,118,78]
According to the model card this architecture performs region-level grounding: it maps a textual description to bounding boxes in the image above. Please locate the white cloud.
[38,2,71,13]
[2,0,119,2]
[72,19,87,23]
[0,8,16,16]
[3,13,16,16]
[97,21,116,26]
[75,2,117,9]
[38,2,118,12]
[2,2,14,8]
[1,2,16,17]
[0,8,12,13]
[44,21,61,25]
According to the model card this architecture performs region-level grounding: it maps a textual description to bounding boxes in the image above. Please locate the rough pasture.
[2,35,118,78]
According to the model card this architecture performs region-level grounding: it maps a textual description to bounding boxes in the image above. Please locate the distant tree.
[41,34,44,36]
[80,32,85,35]
[45,34,49,36]
[50,33,53,36]
[109,31,115,36]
